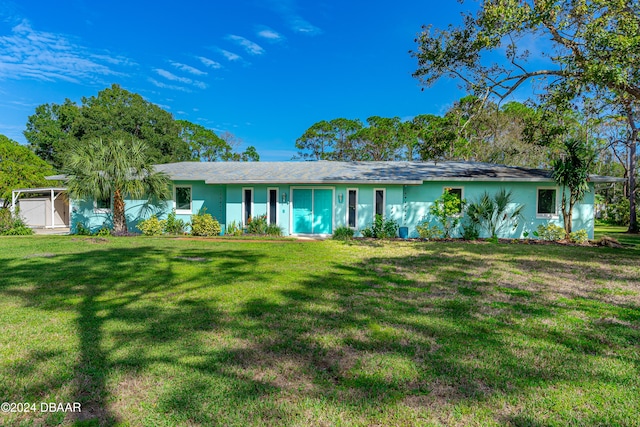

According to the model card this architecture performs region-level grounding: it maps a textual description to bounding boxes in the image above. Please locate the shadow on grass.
[0,239,638,425]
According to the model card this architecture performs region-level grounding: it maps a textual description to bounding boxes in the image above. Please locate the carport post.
[11,190,20,214]
[50,188,55,229]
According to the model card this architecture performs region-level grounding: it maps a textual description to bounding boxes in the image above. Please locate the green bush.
[190,212,221,236]
[225,220,243,236]
[416,220,442,240]
[74,222,91,236]
[569,229,589,244]
[95,226,112,237]
[602,198,638,226]
[461,220,480,240]
[333,226,355,240]
[536,223,565,241]
[0,208,33,236]
[361,214,399,239]
[466,188,523,238]
[137,215,166,236]
[164,210,187,235]
[246,215,268,235]
[429,191,464,238]
[265,223,283,236]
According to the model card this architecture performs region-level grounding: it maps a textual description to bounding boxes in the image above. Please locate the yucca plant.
[466,188,524,239]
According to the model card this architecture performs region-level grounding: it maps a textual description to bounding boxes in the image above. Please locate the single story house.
[69,161,622,238]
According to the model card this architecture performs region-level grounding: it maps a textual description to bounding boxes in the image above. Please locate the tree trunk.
[624,104,638,233]
[113,188,127,234]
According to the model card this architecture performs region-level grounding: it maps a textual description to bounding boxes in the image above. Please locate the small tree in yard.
[552,139,592,239]
[65,138,170,234]
[430,191,463,238]
[466,188,524,239]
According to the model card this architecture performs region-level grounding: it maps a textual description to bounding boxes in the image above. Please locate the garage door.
[292,188,333,234]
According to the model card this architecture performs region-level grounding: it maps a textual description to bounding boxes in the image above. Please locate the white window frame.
[93,196,111,214]
[536,186,559,219]
[443,186,464,216]
[267,187,279,225]
[373,188,386,220]
[346,188,358,229]
[174,185,192,215]
[242,187,254,226]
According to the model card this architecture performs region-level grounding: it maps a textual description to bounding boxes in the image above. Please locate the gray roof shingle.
[153,160,622,184]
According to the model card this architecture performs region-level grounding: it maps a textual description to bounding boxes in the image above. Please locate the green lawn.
[0,235,639,426]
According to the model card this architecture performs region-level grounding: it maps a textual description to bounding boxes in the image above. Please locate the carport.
[11,187,69,229]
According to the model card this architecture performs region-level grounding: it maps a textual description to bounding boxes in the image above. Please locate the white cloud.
[155,68,192,84]
[0,19,130,83]
[267,0,322,36]
[197,56,222,69]
[169,61,207,76]
[290,17,322,35]
[256,27,285,42]
[217,48,242,62]
[226,35,265,55]
[154,68,208,90]
[148,77,192,93]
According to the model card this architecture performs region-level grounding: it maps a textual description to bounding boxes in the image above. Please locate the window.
[444,187,463,214]
[94,196,111,213]
[374,189,385,218]
[243,188,253,225]
[347,189,357,228]
[537,188,557,217]
[175,186,192,214]
[268,188,278,225]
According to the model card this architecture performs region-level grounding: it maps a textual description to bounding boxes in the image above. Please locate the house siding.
[70,180,596,238]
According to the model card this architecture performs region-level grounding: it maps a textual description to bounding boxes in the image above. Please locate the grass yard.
[0,234,639,426]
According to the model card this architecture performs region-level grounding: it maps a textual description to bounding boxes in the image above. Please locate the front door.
[292,188,333,234]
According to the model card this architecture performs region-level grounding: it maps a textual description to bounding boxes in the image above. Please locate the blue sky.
[0,0,474,161]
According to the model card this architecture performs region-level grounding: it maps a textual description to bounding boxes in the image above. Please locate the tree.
[177,120,231,161]
[25,84,192,169]
[412,0,640,232]
[0,134,57,208]
[552,139,593,238]
[295,120,335,160]
[24,99,80,170]
[63,138,171,234]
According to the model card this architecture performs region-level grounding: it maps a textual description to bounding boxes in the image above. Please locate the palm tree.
[64,138,171,234]
[466,188,524,238]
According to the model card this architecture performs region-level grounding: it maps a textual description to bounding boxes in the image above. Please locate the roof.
[153,161,624,185]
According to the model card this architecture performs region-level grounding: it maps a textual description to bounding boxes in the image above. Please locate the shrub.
[265,223,283,236]
[536,223,565,241]
[246,215,268,235]
[225,220,243,236]
[461,220,480,240]
[416,220,442,240]
[569,229,589,244]
[333,226,355,240]
[602,198,638,226]
[74,222,91,236]
[95,226,112,237]
[0,208,33,236]
[191,211,221,236]
[466,188,523,238]
[137,215,166,236]
[361,214,399,238]
[429,191,464,238]
[164,210,186,235]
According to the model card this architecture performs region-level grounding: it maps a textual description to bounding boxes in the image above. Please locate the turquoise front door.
[292,188,333,234]
[292,189,313,234]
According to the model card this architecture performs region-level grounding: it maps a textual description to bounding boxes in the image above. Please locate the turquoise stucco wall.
[71,180,596,238]
[403,181,595,238]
